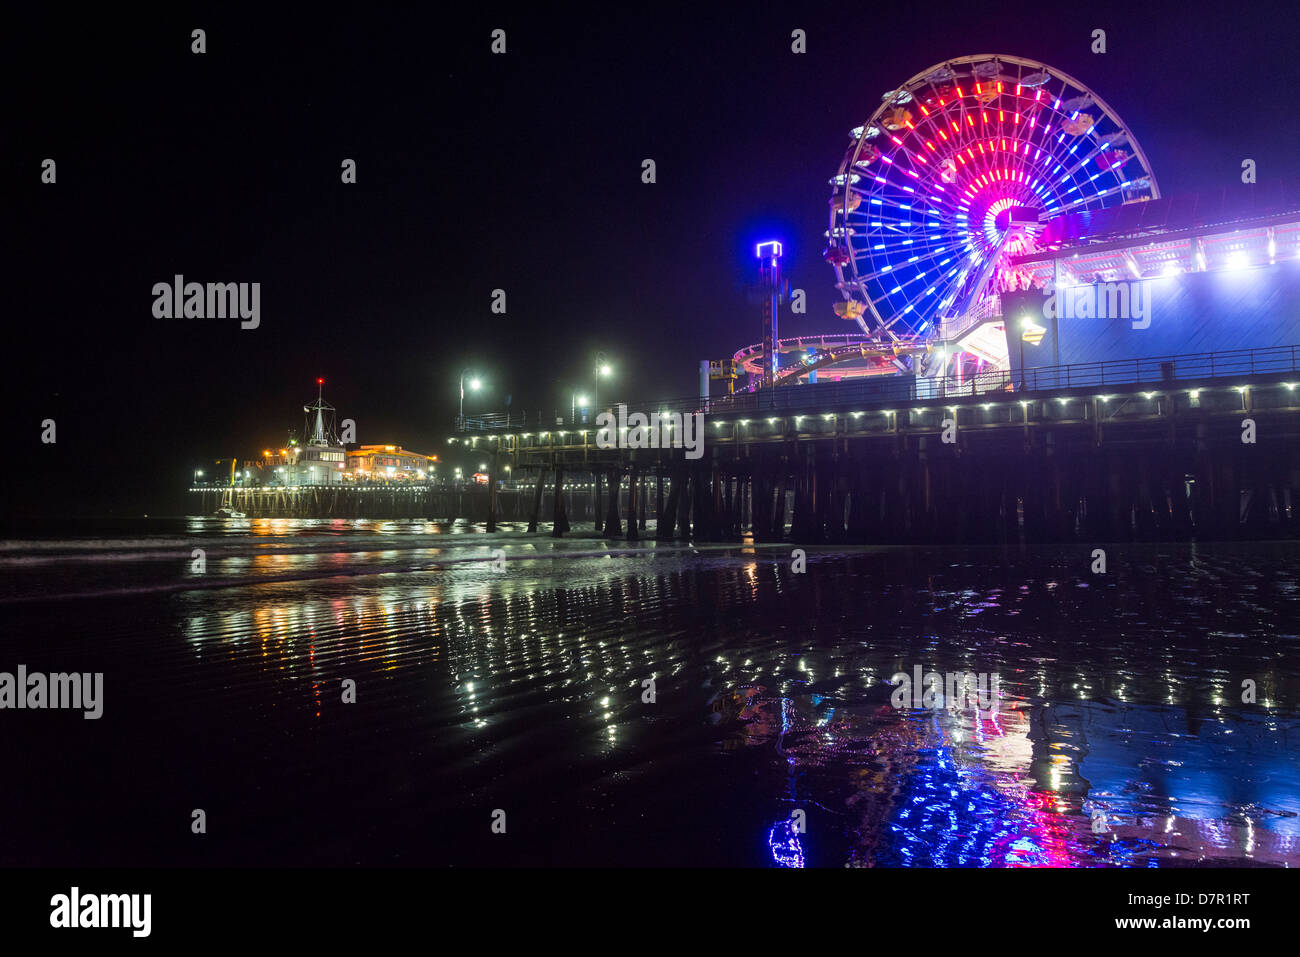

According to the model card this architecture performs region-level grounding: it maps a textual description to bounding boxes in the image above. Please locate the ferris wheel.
[825,55,1160,345]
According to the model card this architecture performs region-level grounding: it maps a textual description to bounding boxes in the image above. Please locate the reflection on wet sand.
[725,686,1299,867]
[3,518,1297,866]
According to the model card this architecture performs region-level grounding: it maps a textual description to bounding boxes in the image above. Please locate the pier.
[451,345,1300,545]
[189,478,664,525]
[189,346,1300,545]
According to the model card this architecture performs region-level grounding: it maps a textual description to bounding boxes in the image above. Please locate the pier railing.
[1009,344,1300,393]
[455,343,1300,432]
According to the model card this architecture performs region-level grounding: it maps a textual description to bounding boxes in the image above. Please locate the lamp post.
[593,353,612,411]
[1018,317,1029,392]
[459,369,482,430]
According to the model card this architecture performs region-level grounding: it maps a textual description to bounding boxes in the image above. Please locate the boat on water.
[213,506,246,519]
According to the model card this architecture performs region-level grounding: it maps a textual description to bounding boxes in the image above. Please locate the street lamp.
[194,468,203,486]
[459,369,483,430]
[593,353,613,410]
[571,392,589,424]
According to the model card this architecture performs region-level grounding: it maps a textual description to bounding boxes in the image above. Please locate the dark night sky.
[7,1,1300,517]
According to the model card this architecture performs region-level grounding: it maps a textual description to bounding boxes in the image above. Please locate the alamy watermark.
[595,404,704,459]
[152,274,260,329]
[0,665,103,719]
[1042,277,1152,330]
[50,887,150,937]
[890,665,1000,717]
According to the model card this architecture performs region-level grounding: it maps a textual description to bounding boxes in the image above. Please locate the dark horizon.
[8,1,1300,518]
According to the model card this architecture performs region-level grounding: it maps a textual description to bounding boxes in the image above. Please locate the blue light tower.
[756,241,783,390]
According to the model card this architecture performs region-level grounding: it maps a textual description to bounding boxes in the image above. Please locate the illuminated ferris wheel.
[825,54,1160,345]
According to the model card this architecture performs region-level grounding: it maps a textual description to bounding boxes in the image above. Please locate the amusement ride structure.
[733,54,1169,392]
